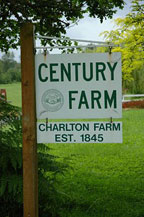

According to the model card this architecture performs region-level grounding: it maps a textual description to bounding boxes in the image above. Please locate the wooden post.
[20,23,38,217]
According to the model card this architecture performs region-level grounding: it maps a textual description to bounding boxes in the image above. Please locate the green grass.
[47,109,144,217]
[0,82,22,107]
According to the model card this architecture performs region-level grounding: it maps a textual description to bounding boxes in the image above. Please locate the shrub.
[0,102,23,217]
[0,101,68,217]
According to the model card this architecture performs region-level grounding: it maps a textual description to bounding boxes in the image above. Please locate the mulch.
[122,100,144,109]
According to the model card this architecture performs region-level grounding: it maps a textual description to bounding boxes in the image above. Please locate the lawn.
[47,109,144,217]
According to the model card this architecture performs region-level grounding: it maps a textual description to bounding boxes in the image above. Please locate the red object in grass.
[123,100,144,109]
[0,89,7,101]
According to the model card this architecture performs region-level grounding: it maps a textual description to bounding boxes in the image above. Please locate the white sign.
[37,121,122,143]
[35,52,122,119]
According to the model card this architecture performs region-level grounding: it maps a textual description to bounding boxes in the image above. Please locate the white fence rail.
[122,94,144,102]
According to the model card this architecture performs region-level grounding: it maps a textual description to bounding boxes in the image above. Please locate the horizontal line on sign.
[36,35,116,46]
[35,44,118,50]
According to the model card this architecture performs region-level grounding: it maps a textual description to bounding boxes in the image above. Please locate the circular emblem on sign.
[41,89,64,112]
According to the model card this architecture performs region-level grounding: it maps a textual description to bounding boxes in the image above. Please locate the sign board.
[37,121,122,143]
[35,52,122,119]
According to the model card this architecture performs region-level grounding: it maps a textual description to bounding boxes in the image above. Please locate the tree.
[1,52,16,72]
[0,0,125,52]
[0,52,21,84]
[101,0,144,92]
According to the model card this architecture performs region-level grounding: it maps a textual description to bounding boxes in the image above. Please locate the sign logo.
[41,89,64,112]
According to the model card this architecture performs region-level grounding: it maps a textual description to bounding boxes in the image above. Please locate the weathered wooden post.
[20,22,38,217]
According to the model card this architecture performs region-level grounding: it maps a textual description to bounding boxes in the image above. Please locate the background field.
[1,82,144,217]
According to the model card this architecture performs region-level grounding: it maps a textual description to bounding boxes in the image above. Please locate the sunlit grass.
[48,109,144,217]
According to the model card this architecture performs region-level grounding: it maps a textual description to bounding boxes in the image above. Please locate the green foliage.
[0,0,124,52]
[101,0,144,93]
[0,52,21,84]
[0,102,69,217]
[123,67,144,94]
[0,102,23,217]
